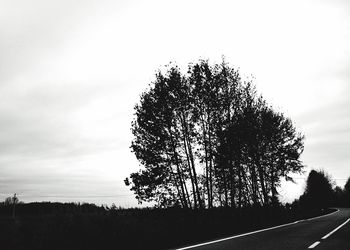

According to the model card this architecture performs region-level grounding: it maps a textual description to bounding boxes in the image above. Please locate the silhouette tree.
[343,177,350,207]
[216,91,304,207]
[3,194,19,218]
[126,59,305,208]
[299,170,334,209]
[4,194,18,206]
[333,186,345,207]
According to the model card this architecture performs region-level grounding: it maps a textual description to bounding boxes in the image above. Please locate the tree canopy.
[299,170,334,209]
[125,59,305,208]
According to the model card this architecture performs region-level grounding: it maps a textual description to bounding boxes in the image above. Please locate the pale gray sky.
[0,0,349,206]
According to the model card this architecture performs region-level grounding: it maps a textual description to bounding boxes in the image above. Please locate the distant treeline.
[291,169,350,210]
[0,201,105,216]
[126,59,304,208]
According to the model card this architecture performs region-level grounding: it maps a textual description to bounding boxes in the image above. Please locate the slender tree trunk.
[187,137,203,208]
[229,163,235,207]
[170,153,188,208]
[218,191,223,207]
[169,168,185,207]
[183,178,192,209]
[222,168,229,207]
[249,162,258,206]
[207,116,214,208]
[168,127,189,208]
[255,150,268,206]
[271,160,278,204]
[182,132,198,208]
[201,115,210,208]
[237,159,243,208]
[181,112,203,208]
[242,168,254,205]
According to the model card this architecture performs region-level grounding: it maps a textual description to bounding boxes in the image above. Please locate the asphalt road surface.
[178,208,350,250]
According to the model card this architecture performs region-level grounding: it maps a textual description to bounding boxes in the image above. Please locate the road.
[177,208,350,250]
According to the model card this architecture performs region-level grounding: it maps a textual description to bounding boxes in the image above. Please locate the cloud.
[0,0,349,206]
[293,82,350,181]
[0,82,112,158]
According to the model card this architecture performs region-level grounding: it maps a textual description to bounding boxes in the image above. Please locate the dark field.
[0,202,334,250]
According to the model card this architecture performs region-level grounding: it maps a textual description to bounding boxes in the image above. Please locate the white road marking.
[321,218,350,240]
[304,209,339,221]
[308,241,321,248]
[176,221,300,250]
[176,209,339,250]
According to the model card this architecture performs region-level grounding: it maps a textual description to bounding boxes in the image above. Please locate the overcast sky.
[1,0,349,206]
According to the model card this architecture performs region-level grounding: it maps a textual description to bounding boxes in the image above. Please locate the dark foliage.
[0,202,105,216]
[293,170,350,209]
[127,59,305,208]
[333,177,350,207]
[0,202,333,250]
[299,170,334,209]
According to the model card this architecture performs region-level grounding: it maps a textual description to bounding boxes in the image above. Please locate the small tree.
[4,194,19,218]
[300,170,334,209]
[343,177,350,207]
[4,194,18,206]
